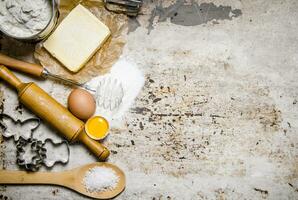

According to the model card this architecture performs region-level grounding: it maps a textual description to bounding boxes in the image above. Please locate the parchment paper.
[34,0,128,83]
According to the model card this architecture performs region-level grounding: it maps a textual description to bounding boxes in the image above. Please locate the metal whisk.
[104,0,143,16]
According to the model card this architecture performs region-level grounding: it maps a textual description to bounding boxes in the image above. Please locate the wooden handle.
[0,170,69,186]
[0,53,44,77]
[0,65,23,89]
[78,131,110,161]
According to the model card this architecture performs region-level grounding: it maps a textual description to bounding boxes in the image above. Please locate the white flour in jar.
[0,0,52,38]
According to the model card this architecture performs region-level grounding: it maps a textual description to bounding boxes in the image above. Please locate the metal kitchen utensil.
[0,113,40,141]
[0,53,95,92]
[16,138,46,171]
[88,76,124,111]
[0,113,70,171]
[104,0,143,16]
[16,137,70,171]
[42,68,96,92]
[42,138,70,168]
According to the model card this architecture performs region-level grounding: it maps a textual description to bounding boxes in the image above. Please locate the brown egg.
[68,88,96,120]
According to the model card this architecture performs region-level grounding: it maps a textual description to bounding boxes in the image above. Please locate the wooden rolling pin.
[0,65,109,160]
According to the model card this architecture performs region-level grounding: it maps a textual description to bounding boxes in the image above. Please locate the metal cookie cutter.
[16,138,70,171]
[0,113,40,141]
[16,138,46,172]
[42,138,70,168]
[0,113,70,171]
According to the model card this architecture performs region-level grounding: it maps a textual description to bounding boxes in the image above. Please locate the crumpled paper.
[34,0,128,83]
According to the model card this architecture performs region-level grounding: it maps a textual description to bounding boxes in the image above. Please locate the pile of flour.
[0,0,52,37]
[86,57,145,128]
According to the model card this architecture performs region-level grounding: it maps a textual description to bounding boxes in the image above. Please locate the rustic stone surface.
[0,0,297,199]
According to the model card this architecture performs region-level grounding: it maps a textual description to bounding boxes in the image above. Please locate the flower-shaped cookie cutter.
[16,138,70,171]
[16,137,46,172]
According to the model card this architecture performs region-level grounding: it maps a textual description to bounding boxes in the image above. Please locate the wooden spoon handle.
[0,65,23,89]
[0,53,44,77]
[0,170,70,186]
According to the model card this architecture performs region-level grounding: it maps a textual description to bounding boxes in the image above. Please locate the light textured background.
[0,0,297,199]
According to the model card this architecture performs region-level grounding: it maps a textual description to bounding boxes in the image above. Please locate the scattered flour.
[83,166,119,193]
[86,57,145,128]
[0,0,52,37]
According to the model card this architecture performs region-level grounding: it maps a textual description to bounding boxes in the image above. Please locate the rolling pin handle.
[77,131,110,161]
[0,65,23,90]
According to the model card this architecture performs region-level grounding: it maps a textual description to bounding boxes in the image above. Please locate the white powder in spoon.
[83,166,119,193]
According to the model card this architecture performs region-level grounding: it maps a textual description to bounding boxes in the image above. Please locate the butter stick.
[43,4,111,72]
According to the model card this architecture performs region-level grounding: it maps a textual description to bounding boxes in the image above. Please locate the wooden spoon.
[0,162,125,199]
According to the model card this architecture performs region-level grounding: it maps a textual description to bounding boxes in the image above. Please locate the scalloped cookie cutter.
[16,138,70,171]
[16,137,46,172]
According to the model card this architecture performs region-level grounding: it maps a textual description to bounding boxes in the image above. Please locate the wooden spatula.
[0,162,125,199]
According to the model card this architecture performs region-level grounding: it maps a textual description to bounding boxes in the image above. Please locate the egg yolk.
[85,116,109,139]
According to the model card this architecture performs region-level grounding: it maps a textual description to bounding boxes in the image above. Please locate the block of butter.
[43,4,110,72]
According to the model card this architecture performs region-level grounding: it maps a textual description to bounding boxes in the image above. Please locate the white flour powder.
[86,57,145,128]
[0,0,52,37]
[83,166,119,193]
